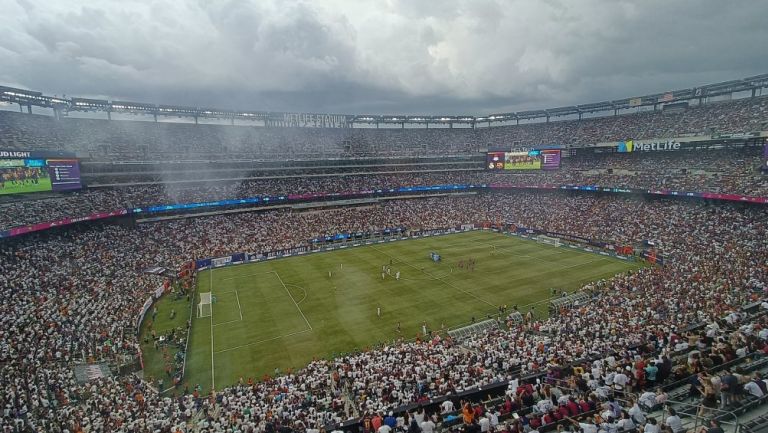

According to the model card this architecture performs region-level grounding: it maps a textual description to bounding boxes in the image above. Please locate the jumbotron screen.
[486,149,561,170]
[764,144,768,171]
[0,154,82,195]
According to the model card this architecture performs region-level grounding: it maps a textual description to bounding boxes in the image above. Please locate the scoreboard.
[48,159,82,191]
[486,149,561,170]
[0,150,82,196]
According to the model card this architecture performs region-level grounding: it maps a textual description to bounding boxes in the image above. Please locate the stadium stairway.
[430,306,767,433]
[742,411,768,433]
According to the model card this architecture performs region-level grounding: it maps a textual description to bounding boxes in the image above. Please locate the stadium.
[2,3,768,433]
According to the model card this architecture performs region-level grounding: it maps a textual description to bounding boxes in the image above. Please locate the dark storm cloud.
[1,0,766,115]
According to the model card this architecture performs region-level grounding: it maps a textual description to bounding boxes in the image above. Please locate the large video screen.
[540,149,561,169]
[486,149,561,170]
[0,157,81,195]
[504,151,541,170]
[763,144,768,171]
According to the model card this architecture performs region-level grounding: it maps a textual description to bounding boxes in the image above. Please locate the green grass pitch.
[0,177,52,195]
[178,230,643,391]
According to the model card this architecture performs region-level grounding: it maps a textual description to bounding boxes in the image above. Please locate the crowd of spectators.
[1,96,767,160]
[0,191,766,432]
[1,146,766,232]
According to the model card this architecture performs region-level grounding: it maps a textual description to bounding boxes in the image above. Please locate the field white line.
[369,245,497,308]
[215,290,235,296]
[285,284,308,305]
[221,271,279,281]
[209,268,215,390]
[212,318,242,327]
[558,257,610,271]
[213,329,312,354]
[235,289,243,321]
[272,271,313,330]
[485,242,567,258]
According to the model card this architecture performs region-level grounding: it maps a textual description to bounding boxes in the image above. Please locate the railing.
[662,399,742,433]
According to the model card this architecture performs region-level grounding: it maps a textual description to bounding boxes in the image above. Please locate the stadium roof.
[2,73,768,126]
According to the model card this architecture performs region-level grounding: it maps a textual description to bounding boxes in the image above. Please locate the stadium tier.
[1,146,766,234]
[1,82,768,433]
[1,95,768,160]
[1,192,767,432]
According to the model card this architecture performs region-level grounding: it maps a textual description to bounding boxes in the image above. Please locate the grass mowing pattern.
[183,231,644,391]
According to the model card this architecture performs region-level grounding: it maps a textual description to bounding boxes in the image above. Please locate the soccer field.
[0,177,52,195]
[184,230,643,391]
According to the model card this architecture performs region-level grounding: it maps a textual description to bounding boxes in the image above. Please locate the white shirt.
[629,405,646,425]
[479,417,490,433]
[644,423,660,433]
[378,425,392,433]
[666,415,683,433]
[617,418,636,432]
[490,412,499,427]
[579,423,598,433]
[420,420,435,433]
[537,399,553,413]
[441,400,454,413]
[613,373,628,388]
[744,381,764,398]
[639,391,657,409]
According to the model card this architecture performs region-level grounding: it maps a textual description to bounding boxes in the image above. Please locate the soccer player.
[395,271,400,281]
[377,306,381,317]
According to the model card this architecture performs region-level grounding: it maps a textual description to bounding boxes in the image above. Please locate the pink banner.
[7,209,129,237]
[699,192,768,204]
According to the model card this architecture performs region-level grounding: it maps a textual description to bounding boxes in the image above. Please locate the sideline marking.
[214,329,312,354]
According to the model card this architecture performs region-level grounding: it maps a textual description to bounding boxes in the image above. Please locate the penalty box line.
[369,245,497,308]
[211,270,313,355]
[211,290,244,327]
[221,271,279,281]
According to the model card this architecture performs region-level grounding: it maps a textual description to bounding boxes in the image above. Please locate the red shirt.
[372,416,382,431]
[567,401,580,415]
[579,401,591,413]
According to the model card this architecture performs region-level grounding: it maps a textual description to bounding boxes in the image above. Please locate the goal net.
[198,293,213,318]
[537,235,561,247]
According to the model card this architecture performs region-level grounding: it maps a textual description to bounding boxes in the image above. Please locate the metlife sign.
[617,139,682,153]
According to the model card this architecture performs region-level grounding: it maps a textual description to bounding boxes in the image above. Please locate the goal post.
[536,235,561,247]
[198,292,213,318]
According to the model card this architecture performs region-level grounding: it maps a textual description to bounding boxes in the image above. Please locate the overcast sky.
[1,0,767,115]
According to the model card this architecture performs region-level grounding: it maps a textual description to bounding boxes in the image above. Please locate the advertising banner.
[2,209,129,238]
